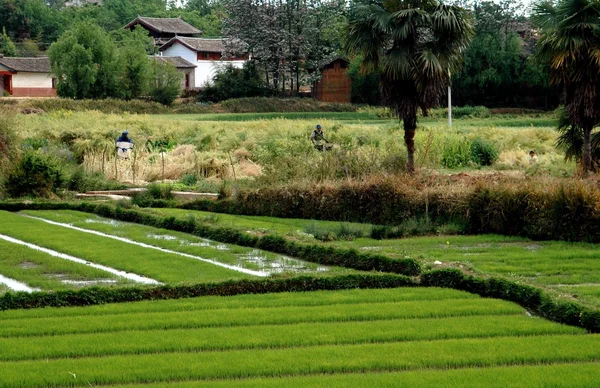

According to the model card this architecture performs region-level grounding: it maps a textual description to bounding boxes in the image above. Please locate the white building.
[159,37,247,89]
[0,56,56,97]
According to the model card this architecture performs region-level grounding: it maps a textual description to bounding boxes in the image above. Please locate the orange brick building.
[313,58,351,103]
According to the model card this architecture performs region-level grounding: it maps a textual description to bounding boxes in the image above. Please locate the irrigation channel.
[0,211,334,292]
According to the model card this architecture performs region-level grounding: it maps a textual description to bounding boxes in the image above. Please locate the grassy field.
[0,287,597,387]
[146,208,600,308]
[11,109,572,185]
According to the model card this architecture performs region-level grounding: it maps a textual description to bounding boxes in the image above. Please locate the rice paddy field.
[0,210,358,293]
[0,287,599,387]
[144,207,600,309]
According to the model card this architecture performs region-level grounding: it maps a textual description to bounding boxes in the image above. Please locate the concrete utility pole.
[448,69,452,128]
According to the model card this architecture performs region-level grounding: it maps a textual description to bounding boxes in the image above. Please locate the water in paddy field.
[236,249,330,274]
[0,273,40,293]
[146,232,331,275]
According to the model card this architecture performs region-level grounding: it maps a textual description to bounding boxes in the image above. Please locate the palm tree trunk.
[583,125,593,174]
[403,113,417,173]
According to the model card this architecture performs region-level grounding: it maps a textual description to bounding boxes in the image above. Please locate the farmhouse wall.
[11,72,56,97]
[161,42,244,88]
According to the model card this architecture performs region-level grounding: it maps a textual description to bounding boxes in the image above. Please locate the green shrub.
[470,138,499,166]
[147,60,182,106]
[6,152,63,198]
[441,138,472,168]
[131,184,174,207]
[146,183,174,200]
[66,167,126,193]
[180,173,198,186]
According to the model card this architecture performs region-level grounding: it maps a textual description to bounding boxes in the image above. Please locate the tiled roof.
[125,17,201,35]
[0,57,51,73]
[160,37,225,53]
[151,56,196,68]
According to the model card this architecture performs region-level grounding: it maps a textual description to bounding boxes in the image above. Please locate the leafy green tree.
[147,59,182,106]
[534,0,600,174]
[112,26,154,100]
[345,0,473,172]
[48,22,119,99]
[0,27,17,57]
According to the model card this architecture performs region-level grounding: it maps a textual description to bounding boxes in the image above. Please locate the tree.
[147,59,182,106]
[112,26,154,99]
[0,27,17,57]
[534,0,600,174]
[345,0,473,172]
[223,0,346,95]
[48,21,119,99]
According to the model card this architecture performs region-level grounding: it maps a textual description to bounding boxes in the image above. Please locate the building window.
[52,78,57,89]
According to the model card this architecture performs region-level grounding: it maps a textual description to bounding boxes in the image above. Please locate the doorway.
[0,74,13,96]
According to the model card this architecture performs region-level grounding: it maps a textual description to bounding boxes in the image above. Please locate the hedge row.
[0,201,421,277]
[0,274,416,311]
[422,268,600,333]
[180,178,600,243]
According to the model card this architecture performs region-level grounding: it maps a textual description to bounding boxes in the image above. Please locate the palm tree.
[555,108,600,169]
[345,0,473,172]
[534,0,600,174]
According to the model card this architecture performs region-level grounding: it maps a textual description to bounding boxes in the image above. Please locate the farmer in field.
[116,131,134,160]
[311,124,332,151]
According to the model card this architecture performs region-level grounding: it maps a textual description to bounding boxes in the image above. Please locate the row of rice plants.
[0,287,477,320]
[0,211,253,285]
[0,298,522,338]
[0,334,598,386]
[106,362,599,388]
[0,314,581,362]
[23,210,357,276]
[0,239,131,292]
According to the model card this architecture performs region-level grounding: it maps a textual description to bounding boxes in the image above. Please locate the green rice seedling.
[20,210,357,277]
[0,211,253,284]
[0,315,582,362]
[0,299,523,338]
[0,334,599,387]
[0,287,478,321]
[0,239,130,291]
[106,362,600,388]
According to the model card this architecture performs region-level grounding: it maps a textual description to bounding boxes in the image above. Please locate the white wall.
[195,60,244,88]
[160,42,245,88]
[13,72,53,88]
